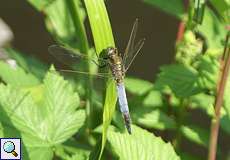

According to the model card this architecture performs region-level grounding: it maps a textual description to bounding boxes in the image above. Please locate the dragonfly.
[48,19,145,134]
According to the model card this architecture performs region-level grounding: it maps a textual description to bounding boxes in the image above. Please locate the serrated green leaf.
[132,109,176,130]
[155,64,202,98]
[0,84,51,159]
[195,55,219,90]
[108,125,180,160]
[181,125,209,147]
[189,93,215,116]
[42,69,85,143]
[143,0,184,19]
[0,84,42,135]
[0,61,40,87]
[0,67,85,159]
[125,77,153,96]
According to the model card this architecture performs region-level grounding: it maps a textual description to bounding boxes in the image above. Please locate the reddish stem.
[176,0,189,42]
[176,22,186,42]
[208,33,230,160]
[225,25,230,31]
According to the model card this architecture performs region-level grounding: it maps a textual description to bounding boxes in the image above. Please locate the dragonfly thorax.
[105,47,124,84]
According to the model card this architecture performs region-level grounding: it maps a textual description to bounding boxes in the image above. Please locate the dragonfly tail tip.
[127,127,132,134]
[123,113,132,135]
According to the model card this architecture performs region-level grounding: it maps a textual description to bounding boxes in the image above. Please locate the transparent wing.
[124,38,145,72]
[123,19,145,72]
[123,19,138,64]
[48,45,110,78]
[51,69,110,78]
[48,45,106,66]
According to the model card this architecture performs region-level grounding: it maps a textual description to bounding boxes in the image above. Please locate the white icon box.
[0,138,21,160]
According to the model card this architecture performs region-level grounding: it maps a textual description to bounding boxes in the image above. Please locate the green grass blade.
[84,0,116,159]
[84,0,115,54]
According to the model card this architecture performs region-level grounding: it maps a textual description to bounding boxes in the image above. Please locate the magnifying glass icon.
[3,141,18,157]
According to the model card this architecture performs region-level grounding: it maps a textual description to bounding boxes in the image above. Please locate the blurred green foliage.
[0,0,229,160]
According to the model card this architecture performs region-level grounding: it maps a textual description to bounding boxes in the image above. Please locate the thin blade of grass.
[84,0,116,159]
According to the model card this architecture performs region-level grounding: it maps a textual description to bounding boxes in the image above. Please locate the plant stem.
[65,1,89,52]
[176,0,189,42]
[65,0,93,132]
[173,99,188,150]
[176,22,186,42]
[208,33,230,160]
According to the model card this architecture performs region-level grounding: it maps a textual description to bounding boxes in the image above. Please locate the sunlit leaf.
[0,67,85,159]
[155,64,202,98]
[189,93,215,116]
[197,8,227,50]
[132,109,176,130]
[125,77,153,96]
[181,125,209,147]
[143,90,163,107]
[0,61,40,87]
[176,31,203,65]
[195,55,219,90]
[42,67,85,143]
[0,84,51,159]
[108,125,180,160]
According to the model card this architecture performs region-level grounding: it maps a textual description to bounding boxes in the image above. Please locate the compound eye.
[109,49,114,55]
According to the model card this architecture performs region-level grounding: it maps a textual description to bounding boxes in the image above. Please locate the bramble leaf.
[125,77,153,96]
[155,64,202,98]
[108,125,180,160]
[0,67,85,159]
[132,109,176,130]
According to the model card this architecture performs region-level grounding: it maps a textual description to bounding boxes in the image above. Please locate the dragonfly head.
[106,47,118,59]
